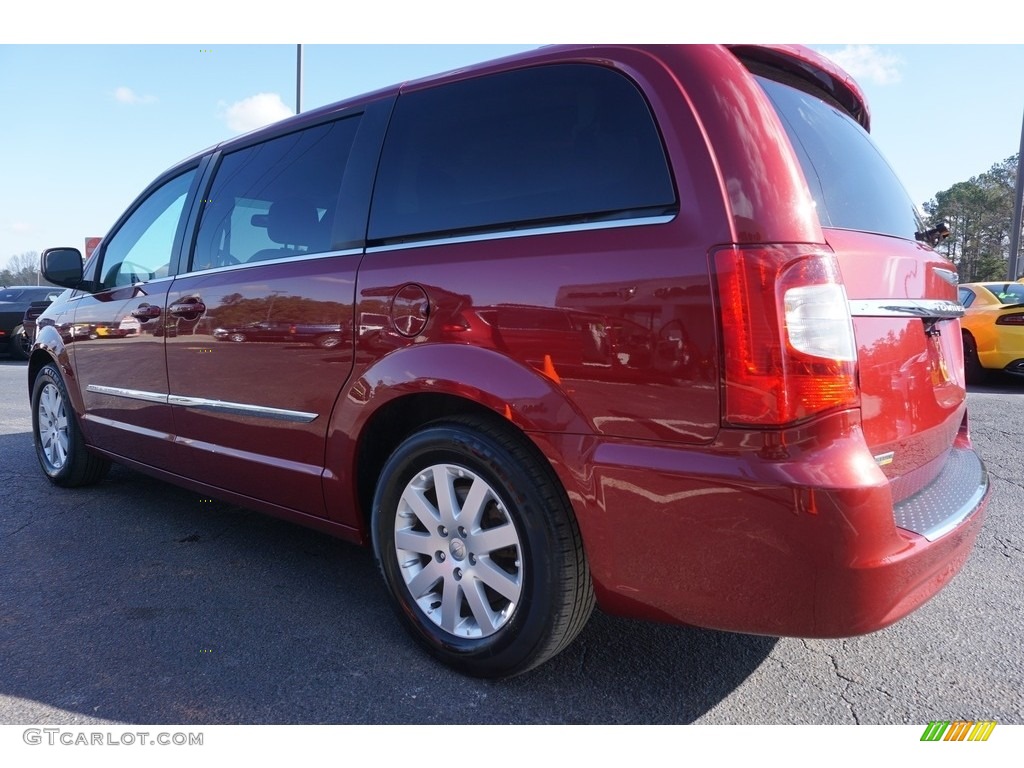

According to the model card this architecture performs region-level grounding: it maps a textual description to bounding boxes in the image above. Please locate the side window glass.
[192,117,359,272]
[958,287,975,308]
[369,64,677,243]
[99,170,196,290]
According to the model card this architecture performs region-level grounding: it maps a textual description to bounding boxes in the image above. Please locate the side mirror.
[41,247,85,289]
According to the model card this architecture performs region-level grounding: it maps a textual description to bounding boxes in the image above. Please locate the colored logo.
[921,720,997,741]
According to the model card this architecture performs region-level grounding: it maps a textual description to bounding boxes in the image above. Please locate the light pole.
[296,44,304,115]
[1008,106,1024,280]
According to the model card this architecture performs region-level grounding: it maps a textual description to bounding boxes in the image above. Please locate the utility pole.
[296,44,304,115]
[1008,106,1024,280]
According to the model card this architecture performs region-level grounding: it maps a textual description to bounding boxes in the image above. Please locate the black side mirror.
[41,247,85,289]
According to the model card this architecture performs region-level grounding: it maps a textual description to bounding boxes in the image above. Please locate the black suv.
[0,286,63,360]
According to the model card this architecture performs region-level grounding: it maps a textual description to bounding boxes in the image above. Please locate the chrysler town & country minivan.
[30,44,989,677]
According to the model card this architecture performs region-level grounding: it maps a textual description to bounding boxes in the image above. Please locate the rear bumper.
[550,409,990,638]
[1000,358,1024,377]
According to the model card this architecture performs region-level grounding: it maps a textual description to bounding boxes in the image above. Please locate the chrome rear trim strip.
[168,395,318,423]
[848,299,964,319]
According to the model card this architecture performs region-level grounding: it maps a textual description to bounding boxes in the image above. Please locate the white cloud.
[114,86,157,104]
[819,45,902,85]
[221,93,293,133]
[8,221,33,234]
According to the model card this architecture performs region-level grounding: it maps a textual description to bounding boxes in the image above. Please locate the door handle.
[131,304,162,320]
[169,301,206,316]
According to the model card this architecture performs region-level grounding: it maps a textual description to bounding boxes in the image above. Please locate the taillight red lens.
[996,313,1024,326]
[714,245,858,426]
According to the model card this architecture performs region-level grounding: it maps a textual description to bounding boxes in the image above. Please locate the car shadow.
[967,372,1024,394]
[0,430,775,725]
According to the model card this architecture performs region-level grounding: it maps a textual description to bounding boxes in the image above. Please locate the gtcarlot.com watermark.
[23,728,203,747]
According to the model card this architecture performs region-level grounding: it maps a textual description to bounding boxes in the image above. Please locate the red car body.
[30,44,988,676]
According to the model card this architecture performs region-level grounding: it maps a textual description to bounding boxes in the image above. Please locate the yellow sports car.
[958,280,1024,383]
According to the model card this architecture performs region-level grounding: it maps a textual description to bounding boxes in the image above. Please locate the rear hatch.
[752,58,972,522]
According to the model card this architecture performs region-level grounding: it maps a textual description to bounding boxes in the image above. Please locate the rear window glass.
[0,288,56,302]
[757,76,922,241]
[981,283,1024,304]
[369,64,677,243]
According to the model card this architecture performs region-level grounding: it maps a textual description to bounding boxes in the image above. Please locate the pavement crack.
[987,470,1024,493]
[2,520,34,539]
[575,640,589,675]
[994,535,1023,558]
[801,639,860,724]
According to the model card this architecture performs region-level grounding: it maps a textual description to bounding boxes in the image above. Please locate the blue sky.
[3,39,1023,265]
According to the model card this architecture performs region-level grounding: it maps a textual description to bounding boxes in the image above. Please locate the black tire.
[10,324,31,361]
[962,332,989,385]
[371,414,594,678]
[31,363,110,487]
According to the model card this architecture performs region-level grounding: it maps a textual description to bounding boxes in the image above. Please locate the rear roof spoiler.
[728,44,871,131]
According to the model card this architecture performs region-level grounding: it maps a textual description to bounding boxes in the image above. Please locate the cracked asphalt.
[1,358,1021,724]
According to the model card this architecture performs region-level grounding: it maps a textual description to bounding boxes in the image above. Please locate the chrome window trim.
[176,248,363,280]
[365,214,677,255]
[848,299,964,319]
[167,395,318,423]
[85,385,318,424]
[129,275,175,287]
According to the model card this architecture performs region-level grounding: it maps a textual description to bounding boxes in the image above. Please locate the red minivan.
[31,44,989,677]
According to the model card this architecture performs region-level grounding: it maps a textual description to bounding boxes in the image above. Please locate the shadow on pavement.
[0,431,775,725]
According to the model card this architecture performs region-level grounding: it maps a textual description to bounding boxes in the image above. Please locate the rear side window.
[757,76,922,241]
[369,64,676,244]
[192,117,360,271]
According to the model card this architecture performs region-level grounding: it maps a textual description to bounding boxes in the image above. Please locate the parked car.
[29,44,989,678]
[0,286,63,360]
[957,281,1024,382]
[213,320,345,348]
[22,298,58,353]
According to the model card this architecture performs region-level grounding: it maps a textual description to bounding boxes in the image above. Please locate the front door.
[71,168,198,468]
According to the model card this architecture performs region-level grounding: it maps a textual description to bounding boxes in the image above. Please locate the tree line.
[0,251,50,287]
[924,154,1021,282]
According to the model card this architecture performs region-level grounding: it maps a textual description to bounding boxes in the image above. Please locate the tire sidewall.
[31,364,75,482]
[11,324,31,360]
[962,331,986,384]
[372,423,562,676]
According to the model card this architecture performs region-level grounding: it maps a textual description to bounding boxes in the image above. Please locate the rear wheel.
[31,363,110,487]
[10,324,31,360]
[962,332,988,385]
[371,415,594,678]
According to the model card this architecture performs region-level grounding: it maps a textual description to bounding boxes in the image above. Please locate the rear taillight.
[714,245,858,426]
[996,313,1024,326]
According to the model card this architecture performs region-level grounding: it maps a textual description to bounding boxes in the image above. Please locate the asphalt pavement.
[0,357,1021,724]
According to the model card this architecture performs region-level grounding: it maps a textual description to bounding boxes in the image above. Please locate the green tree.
[924,155,1019,282]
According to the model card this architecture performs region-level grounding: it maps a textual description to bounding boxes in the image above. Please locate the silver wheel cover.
[38,382,70,471]
[395,464,523,638]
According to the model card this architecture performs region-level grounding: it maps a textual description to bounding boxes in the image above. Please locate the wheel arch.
[27,326,76,405]
[323,343,595,540]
